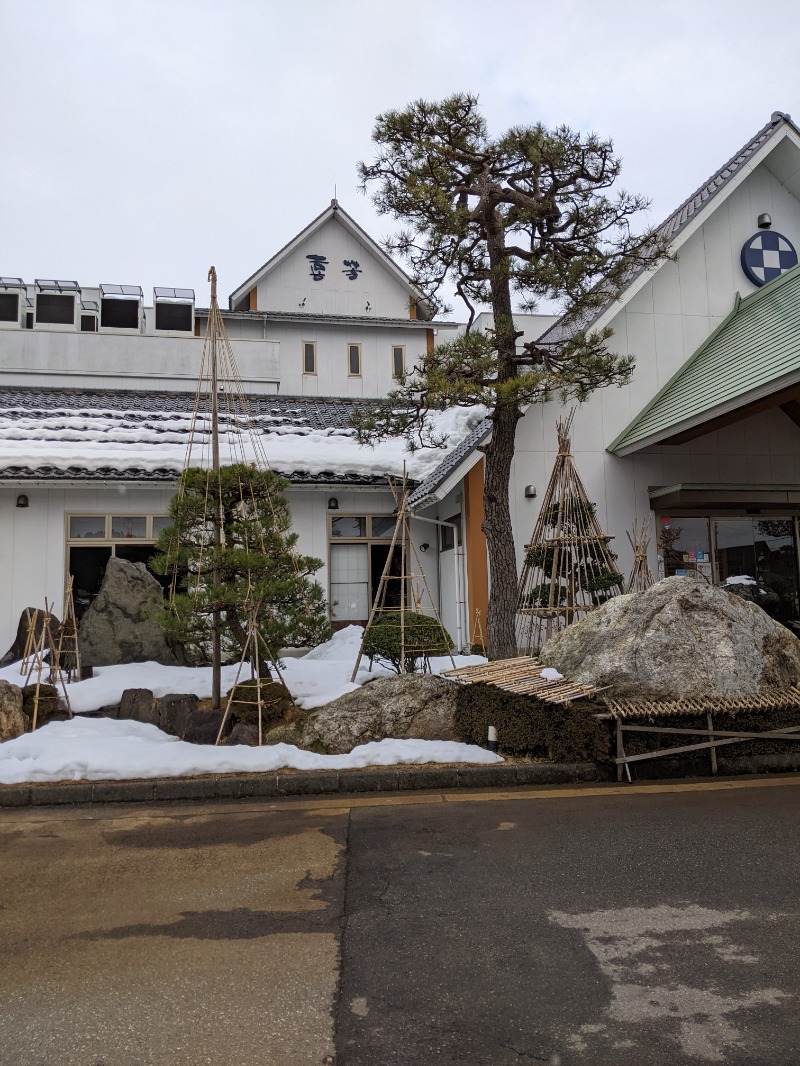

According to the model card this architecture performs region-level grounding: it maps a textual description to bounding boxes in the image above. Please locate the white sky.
[2,0,799,317]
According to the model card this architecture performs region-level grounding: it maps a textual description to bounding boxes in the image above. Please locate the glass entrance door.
[713,518,799,623]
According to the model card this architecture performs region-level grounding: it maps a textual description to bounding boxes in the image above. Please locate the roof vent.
[757,213,772,229]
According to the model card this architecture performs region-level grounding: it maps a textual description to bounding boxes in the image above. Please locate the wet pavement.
[1,778,798,1064]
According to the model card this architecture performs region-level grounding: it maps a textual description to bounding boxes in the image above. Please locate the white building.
[2,110,800,656]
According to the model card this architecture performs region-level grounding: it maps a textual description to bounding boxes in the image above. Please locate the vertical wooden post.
[616,717,624,782]
[707,711,718,775]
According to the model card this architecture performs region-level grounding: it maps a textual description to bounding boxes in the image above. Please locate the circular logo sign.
[740,230,798,286]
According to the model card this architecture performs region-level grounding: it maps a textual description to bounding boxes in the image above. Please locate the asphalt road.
[1,778,799,1065]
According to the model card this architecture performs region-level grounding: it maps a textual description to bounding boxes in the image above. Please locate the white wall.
[511,157,800,581]
[0,328,280,391]
[256,216,412,320]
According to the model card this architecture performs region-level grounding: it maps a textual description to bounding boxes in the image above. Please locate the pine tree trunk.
[483,403,521,659]
[483,215,523,660]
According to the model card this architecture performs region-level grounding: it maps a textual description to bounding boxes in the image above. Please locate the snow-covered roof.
[0,386,487,486]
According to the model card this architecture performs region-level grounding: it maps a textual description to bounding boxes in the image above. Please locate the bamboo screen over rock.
[515,411,624,654]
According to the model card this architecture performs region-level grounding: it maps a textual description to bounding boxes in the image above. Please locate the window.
[0,293,18,323]
[440,514,462,552]
[392,345,405,378]
[329,514,402,622]
[348,343,361,376]
[80,314,98,332]
[303,341,316,375]
[66,513,171,619]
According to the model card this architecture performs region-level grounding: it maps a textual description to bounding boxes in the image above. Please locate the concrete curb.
[0,761,600,808]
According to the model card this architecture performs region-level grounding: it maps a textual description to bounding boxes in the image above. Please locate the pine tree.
[152,464,330,665]
[355,93,669,658]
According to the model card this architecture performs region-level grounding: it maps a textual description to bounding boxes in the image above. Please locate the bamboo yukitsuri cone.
[515,411,624,654]
[625,522,656,593]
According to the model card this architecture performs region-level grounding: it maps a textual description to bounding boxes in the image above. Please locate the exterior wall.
[264,320,433,398]
[0,327,280,391]
[511,160,800,582]
[255,216,412,320]
[0,484,175,653]
[0,482,408,653]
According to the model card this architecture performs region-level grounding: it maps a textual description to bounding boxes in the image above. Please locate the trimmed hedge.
[453,683,610,763]
[363,611,453,673]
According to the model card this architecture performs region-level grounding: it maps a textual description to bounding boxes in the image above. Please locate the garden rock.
[0,608,61,667]
[160,693,199,738]
[0,681,28,741]
[118,689,158,726]
[540,575,800,701]
[77,557,180,667]
[183,708,230,745]
[301,673,459,754]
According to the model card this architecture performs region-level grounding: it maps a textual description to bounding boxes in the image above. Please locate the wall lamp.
[524,485,537,499]
[419,542,430,553]
[328,497,339,510]
[15,494,29,508]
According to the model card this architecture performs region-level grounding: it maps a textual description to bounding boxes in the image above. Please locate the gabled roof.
[407,417,491,510]
[540,110,800,346]
[608,263,800,454]
[228,200,433,319]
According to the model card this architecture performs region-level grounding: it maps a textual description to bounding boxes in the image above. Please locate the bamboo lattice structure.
[515,411,624,654]
[350,475,456,680]
[625,522,656,594]
[444,657,599,704]
[23,598,73,728]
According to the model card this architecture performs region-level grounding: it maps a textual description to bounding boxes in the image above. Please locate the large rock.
[540,575,800,701]
[0,608,61,667]
[77,557,180,666]
[301,674,460,754]
[0,681,28,741]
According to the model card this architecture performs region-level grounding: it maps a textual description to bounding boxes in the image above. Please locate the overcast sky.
[2,0,799,317]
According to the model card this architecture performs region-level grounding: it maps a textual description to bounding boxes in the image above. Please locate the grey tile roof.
[407,417,492,508]
[0,386,397,485]
[539,111,800,346]
[200,308,456,330]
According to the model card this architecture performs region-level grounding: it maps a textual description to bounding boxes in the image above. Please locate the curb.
[0,762,600,808]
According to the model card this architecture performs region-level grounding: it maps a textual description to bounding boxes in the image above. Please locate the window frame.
[348,342,362,377]
[302,340,317,376]
[392,344,405,379]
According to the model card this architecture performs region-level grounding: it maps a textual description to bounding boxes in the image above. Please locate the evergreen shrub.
[453,683,610,763]
[363,611,453,673]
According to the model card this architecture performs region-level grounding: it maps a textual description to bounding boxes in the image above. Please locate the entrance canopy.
[609,263,800,455]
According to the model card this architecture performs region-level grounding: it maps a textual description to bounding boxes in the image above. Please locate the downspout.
[411,514,466,653]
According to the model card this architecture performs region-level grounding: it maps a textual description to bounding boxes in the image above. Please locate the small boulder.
[118,689,158,726]
[229,722,260,746]
[183,708,230,745]
[0,608,61,667]
[540,575,800,701]
[160,694,199,738]
[0,681,28,741]
[301,673,459,754]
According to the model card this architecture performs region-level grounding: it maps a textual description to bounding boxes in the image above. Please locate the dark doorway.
[370,543,403,609]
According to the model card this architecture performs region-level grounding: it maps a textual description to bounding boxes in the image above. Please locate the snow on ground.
[0,626,495,784]
[0,719,502,785]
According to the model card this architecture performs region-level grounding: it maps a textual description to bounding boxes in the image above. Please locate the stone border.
[0,762,600,807]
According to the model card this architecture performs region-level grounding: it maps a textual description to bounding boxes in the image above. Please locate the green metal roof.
[608,262,800,454]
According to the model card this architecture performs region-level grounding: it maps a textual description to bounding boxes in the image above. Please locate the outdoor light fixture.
[419,542,430,552]
[15,494,28,508]
[758,213,772,229]
[328,497,339,510]
[524,485,537,499]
